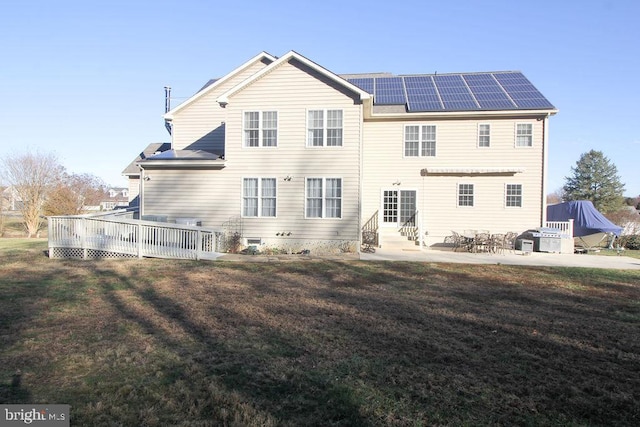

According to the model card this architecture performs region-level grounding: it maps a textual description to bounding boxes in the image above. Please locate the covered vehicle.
[547,201,623,251]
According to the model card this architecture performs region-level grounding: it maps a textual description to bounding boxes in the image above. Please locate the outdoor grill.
[521,228,563,253]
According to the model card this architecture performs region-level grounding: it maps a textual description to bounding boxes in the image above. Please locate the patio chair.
[502,232,517,254]
[451,231,472,252]
[490,233,505,254]
[472,232,491,253]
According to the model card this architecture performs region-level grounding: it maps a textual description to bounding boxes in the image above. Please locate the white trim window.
[458,183,474,207]
[307,109,343,147]
[405,125,436,157]
[305,178,342,218]
[505,184,523,207]
[515,123,533,147]
[244,111,278,147]
[478,123,491,148]
[242,178,277,217]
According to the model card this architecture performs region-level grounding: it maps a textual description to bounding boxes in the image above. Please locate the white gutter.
[366,108,558,121]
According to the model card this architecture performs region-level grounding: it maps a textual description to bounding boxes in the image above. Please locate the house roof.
[122,142,171,176]
[212,51,553,114]
[216,50,372,105]
[345,72,555,112]
[137,149,226,169]
[164,52,277,119]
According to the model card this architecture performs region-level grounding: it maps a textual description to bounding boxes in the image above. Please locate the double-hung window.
[307,110,343,147]
[306,178,342,218]
[244,111,278,147]
[242,178,277,217]
[515,123,533,147]
[405,125,436,157]
[505,184,523,207]
[478,124,491,148]
[458,183,474,207]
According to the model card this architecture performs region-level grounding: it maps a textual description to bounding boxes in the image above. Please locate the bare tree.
[44,173,107,216]
[546,188,564,205]
[1,151,64,237]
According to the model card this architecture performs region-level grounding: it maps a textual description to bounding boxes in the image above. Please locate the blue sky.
[1,0,638,196]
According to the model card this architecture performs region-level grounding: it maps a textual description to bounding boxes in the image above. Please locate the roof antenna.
[164,86,172,135]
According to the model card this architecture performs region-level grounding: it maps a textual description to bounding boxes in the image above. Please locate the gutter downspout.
[357,100,364,254]
[541,114,550,226]
[138,165,145,219]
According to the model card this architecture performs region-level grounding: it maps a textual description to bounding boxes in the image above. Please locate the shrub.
[619,234,640,250]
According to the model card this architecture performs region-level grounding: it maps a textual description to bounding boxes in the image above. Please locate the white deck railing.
[544,219,574,238]
[48,213,223,260]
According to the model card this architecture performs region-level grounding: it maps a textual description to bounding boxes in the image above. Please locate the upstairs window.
[306,178,342,218]
[458,183,474,207]
[405,125,436,157]
[244,111,278,147]
[478,124,491,148]
[243,178,277,217]
[307,110,343,147]
[505,184,523,207]
[515,123,533,147]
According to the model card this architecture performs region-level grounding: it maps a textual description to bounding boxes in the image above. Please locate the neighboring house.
[128,50,557,252]
[100,187,130,211]
[1,186,23,211]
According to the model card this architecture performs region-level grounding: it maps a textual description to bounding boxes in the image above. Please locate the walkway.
[218,249,640,270]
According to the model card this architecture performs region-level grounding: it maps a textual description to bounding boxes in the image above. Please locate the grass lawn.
[1,240,639,426]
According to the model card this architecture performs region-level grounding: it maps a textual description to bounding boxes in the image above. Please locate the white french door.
[382,189,417,227]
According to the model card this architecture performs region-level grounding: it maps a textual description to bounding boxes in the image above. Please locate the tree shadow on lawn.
[6,254,638,425]
[304,261,640,425]
[92,264,370,426]
[0,254,95,405]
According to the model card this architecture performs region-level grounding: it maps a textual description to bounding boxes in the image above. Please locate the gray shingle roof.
[122,142,171,176]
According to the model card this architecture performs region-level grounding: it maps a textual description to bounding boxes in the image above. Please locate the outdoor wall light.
[144,176,152,181]
[284,175,292,181]
[392,180,401,185]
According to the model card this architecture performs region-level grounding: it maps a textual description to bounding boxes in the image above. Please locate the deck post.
[196,229,202,260]
[137,222,143,258]
[81,217,87,259]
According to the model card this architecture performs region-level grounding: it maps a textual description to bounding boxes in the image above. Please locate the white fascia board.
[164,51,277,120]
[216,50,371,105]
[366,108,558,121]
[137,160,227,169]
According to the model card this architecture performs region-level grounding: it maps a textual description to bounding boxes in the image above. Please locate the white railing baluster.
[47,212,222,260]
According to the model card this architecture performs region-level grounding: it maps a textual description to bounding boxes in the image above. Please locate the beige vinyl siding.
[223,61,361,241]
[127,177,140,204]
[170,60,268,153]
[144,60,362,243]
[362,117,545,244]
[141,169,239,225]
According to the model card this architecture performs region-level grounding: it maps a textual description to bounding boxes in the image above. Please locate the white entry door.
[382,189,417,227]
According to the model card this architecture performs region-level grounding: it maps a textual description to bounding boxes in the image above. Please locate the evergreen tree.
[563,150,625,213]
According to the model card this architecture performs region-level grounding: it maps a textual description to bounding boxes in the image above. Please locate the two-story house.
[130,50,557,253]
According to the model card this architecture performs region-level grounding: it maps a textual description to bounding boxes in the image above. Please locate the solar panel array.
[346,72,554,112]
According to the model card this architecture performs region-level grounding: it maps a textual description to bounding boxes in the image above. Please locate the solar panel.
[347,78,374,94]
[463,74,517,109]
[493,73,555,109]
[374,77,406,105]
[433,75,478,110]
[404,76,442,111]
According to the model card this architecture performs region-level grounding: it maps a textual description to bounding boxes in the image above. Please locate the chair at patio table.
[502,231,518,254]
[472,232,491,253]
[490,233,505,254]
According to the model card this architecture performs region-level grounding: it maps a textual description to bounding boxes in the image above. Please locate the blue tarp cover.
[547,201,623,237]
